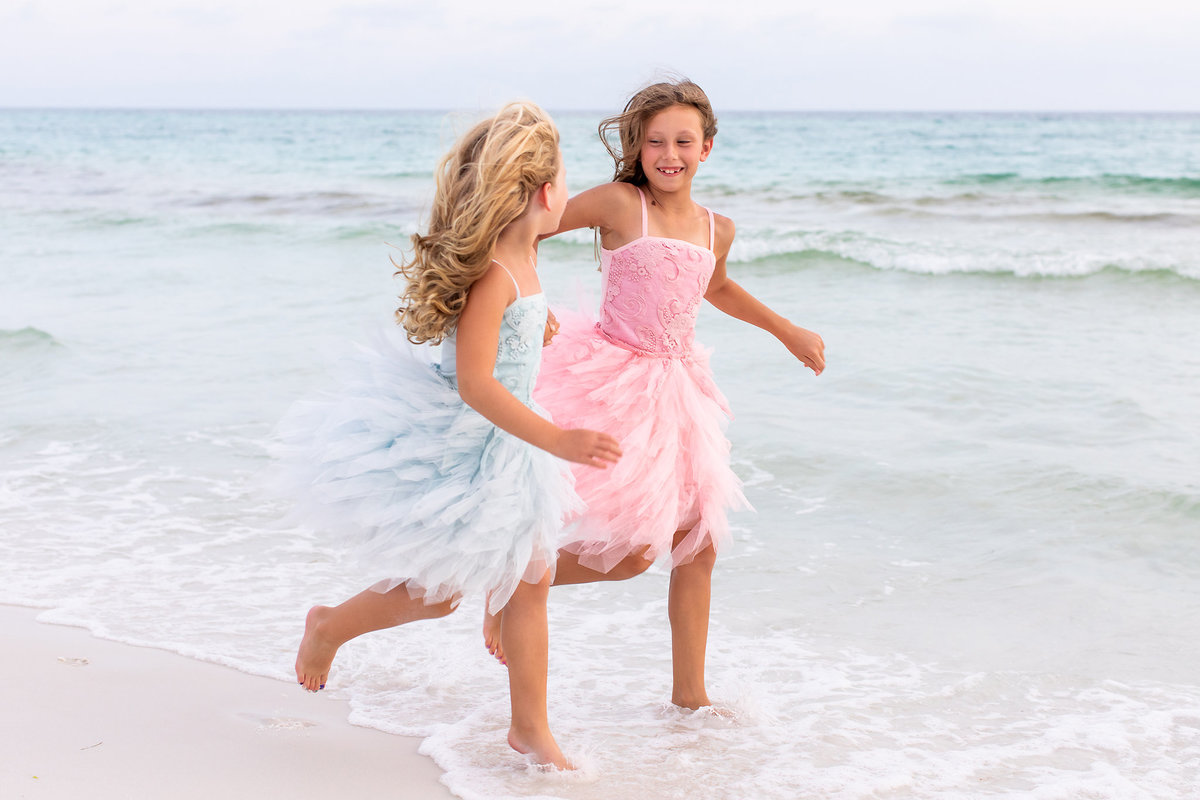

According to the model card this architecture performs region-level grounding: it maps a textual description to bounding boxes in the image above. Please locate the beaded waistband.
[595,323,692,360]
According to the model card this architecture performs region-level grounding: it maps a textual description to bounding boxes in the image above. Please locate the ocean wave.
[0,328,68,394]
[50,206,408,242]
[70,213,157,229]
[0,326,62,351]
[729,235,1200,282]
[799,192,1198,225]
[807,189,894,206]
[877,206,1196,227]
[548,228,1200,281]
[707,185,1200,232]
[374,170,438,181]
[1007,210,1196,225]
[945,172,1200,196]
[181,189,406,218]
[329,221,410,242]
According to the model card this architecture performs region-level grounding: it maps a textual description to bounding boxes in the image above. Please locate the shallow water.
[2,109,1199,799]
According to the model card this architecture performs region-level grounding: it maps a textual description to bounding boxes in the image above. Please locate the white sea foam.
[3,109,1200,798]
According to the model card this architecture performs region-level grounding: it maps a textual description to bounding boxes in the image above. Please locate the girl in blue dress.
[277,102,621,769]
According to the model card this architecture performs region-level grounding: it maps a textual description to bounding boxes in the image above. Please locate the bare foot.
[482,605,506,666]
[508,726,574,770]
[662,700,738,721]
[671,692,711,710]
[295,606,339,692]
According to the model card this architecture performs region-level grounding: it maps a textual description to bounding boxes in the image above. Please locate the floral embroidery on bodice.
[440,293,546,403]
[598,189,716,358]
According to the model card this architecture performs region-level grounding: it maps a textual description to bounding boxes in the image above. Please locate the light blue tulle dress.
[274,287,579,615]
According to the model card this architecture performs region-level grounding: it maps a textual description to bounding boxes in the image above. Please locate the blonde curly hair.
[599,78,718,186]
[396,102,560,344]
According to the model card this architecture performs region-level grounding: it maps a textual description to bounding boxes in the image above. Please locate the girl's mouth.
[658,167,683,175]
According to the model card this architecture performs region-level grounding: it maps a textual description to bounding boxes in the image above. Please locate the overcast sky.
[2,0,1197,111]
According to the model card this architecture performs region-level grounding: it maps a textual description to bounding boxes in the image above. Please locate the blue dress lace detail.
[273,293,578,614]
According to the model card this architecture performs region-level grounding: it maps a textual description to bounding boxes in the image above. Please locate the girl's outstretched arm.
[456,265,622,468]
[704,215,826,375]
[538,183,636,244]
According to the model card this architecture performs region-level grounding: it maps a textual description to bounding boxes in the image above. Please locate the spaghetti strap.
[491,259,523,298]
[705,207,715,252]
[636,187,649,237]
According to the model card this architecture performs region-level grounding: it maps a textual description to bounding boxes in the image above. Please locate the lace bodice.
[440,293,547,402]
[598,189,716,357]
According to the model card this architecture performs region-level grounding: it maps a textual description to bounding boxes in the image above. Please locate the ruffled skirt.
[272,327,580,614]
[534,310,750,573]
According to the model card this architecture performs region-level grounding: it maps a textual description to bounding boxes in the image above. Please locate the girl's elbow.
[456,375,487,408]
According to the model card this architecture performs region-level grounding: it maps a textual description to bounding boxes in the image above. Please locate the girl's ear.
[536,181,553,211]
[699,137,714,163]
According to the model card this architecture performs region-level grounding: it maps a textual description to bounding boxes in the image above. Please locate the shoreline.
[2,604,454,799]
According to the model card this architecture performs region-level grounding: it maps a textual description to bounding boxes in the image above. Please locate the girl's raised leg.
[551,546,655,585]
[297,583,456,691]
[667,535,717,709]
[500,570,573,769]
[483,546,654,663]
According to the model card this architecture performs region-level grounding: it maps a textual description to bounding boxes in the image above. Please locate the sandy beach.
[2,604,455,800]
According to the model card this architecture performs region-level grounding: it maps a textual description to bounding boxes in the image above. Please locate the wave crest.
[946,172,1200,196]
[0,326,62,350]
[729,237,1200,282]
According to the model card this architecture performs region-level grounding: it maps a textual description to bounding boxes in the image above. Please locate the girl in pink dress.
[484,79,825,711]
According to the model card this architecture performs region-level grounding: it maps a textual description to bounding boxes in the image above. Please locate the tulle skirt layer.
[535,310,750,573]
[272,328,580,614]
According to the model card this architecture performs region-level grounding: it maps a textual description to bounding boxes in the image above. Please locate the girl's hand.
[543,308,560,346]
[553,429,622,468]
[782,323,826,375]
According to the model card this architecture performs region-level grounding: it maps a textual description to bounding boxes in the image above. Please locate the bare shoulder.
[712,212,736,259]
[610,181,643,203]
[463,262,516,315]
[586,181,640,211]
[558,181,638,236]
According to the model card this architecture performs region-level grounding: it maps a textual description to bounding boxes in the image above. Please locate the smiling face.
[638,104,713,193]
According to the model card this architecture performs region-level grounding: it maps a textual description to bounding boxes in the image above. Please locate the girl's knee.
[680,545,717,574]
[512,573,552,603]
[530,566,554,590]
[612,549,654,580]
[429,597,458,619]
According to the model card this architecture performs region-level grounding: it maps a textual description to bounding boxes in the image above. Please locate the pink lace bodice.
[598,189,716,357]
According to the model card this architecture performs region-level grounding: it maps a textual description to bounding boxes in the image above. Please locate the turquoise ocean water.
[2,109,1199,799]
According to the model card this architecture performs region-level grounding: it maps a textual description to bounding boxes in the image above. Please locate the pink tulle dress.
[534,187,750,572]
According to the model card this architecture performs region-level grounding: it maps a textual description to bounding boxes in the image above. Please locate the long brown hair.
[598,79,718,185]
[395,102,560,344]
